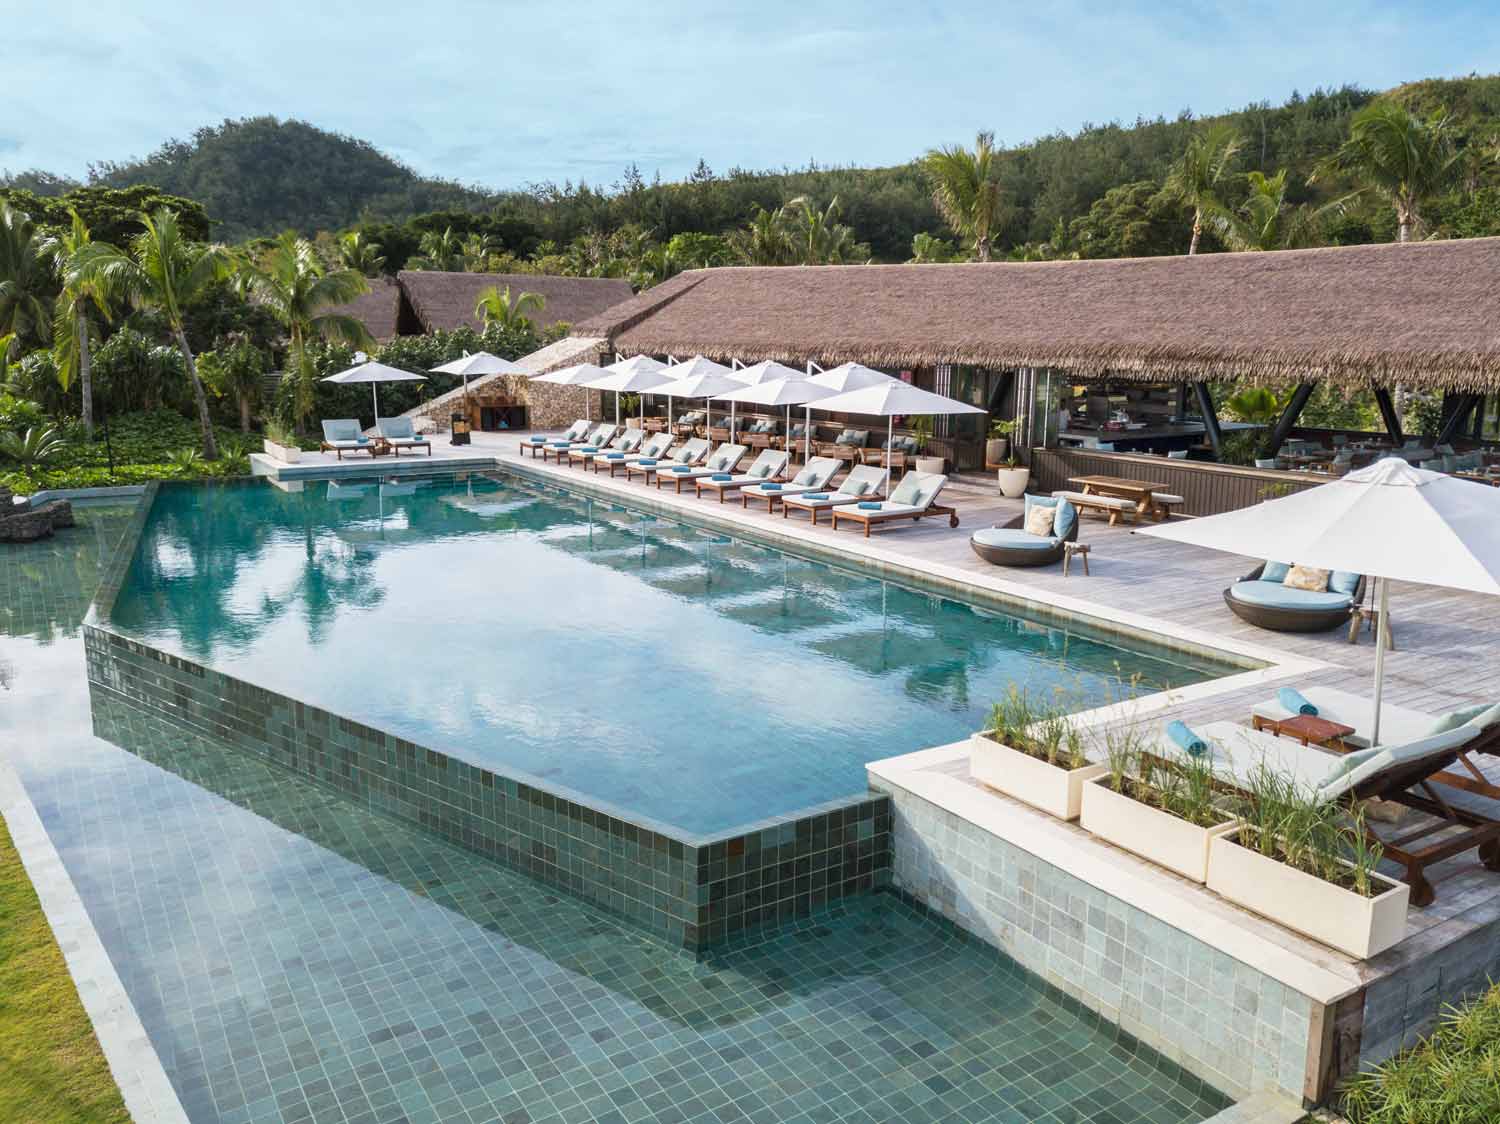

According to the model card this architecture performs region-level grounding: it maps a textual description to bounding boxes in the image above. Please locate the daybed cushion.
[1328,570,1361,596]
[971,528,1058,552]
[1024,494,1076,541]
[888,475,923,505]
[1024,504,1056,536]
[1261,561,1291,583]
[1227,581,1352,612]
[1284,565,1331,592]
[322,419,361,442]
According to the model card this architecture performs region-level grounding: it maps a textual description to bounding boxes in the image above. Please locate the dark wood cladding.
[1030,448,1323,516]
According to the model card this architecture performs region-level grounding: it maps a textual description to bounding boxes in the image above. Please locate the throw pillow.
[1261,561,1291,583]
[1024,504,1056,537]
[1284,564,1331,593]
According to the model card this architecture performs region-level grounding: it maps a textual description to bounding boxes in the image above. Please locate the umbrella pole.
[1371,577,1390,745]
[887,415,894,493]
[372,383,379,427]
[804,406,811,463]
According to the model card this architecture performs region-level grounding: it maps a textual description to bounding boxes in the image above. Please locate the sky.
[9,1,1500,192]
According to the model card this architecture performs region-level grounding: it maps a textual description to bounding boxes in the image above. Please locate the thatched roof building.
[395,271,633,335]
[336,276,403,341]
[574,238,1500,390]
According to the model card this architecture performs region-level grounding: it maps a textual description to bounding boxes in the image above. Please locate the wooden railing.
[1028,448,1325,516]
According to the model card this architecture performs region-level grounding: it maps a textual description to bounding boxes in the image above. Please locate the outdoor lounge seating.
[1051,489,1137,525]
[740,457,841,513]
[780,465,887,524]
[970,495,1078,567]
[320,419,378,459]
[571,427,643,467]
[1179,719,1500,906]
[520,419,590,456]
[694,449,789,501]
[541,422,615,461]
[624,438,708,483]
[830,472,957,537]
[654,444,746,492]
[376,416,431,456]
[1224,561,1366,632]
[594,431,673,476]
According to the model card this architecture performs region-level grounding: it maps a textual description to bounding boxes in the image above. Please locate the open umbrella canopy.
[605,354,668,377]
[1137,457,1500,743]
[429,352,524,377]
[662,355,734,382]
[1136,457,1500,596]
[582,365,679,426]
[713,376,840,461]
[651,362,744,438]
[322,360,427,421]
[806,362,899,393]
[731,360,809,385]
[809,380,989,422]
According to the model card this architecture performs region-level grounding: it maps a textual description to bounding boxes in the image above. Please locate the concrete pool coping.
[0,759,189,1124]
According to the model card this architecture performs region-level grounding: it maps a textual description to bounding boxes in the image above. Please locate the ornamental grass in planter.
[1079,728,1237,882]
[1208,766,1408,958]
[969,685,1106,820]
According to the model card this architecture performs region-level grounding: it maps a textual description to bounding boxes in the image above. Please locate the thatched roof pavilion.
[574,238,1500,391]
[336,276,403,341]
[396,271,633,335]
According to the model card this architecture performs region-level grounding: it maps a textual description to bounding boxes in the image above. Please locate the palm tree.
[42,210,115,440]
[474,285,545,331]
[241,231,373,430]
[1163,123,1244,255]
[406,227,465,271]
[921,131,1003,261]
[1213,170,1340,252]
[730,204,795,266]
[337,231,385,277]
[1314,101,1460,242]
[76,207,234,459]
[0,202,54,347]
[908,232,956,263]
[462,232,501,272]
[784,196,862,264]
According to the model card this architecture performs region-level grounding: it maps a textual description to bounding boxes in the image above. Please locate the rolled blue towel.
[1277,687,1318,716]
[857,501,882,510]
[412,436,425,443]
[1165,720,1207,756]
[638,458,657,467]
[356,436,368,444]
[761,483,782,491]
[671,465,692,473]
[804,492,829,500]
[711,473,733,481]
[525,436,545,443]
[548,442,570,448]
[605,452,625,459]
[578,446,598,454]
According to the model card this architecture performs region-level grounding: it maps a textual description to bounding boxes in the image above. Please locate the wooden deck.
[478,431,1500,975]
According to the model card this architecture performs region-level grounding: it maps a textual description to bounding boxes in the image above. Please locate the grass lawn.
[0,816,130,1124]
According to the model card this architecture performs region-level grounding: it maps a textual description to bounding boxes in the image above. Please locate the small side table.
[1348,605,1395,649]
[1251,713,1356,751]
[1062,541,1091,577]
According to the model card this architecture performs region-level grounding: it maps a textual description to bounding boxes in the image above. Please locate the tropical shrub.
[0,425,66,468]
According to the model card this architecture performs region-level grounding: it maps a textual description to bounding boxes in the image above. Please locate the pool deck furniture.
[739,457,842,514]
[319,419,381,460]
[1252,712,1357,750]
[969,494,1079,568]
[654,444,747,493]
[1062,541,1090,576]
[1183,719,1500,907]
[780,465,888,525]
[831,473,957,538]
[540,423,616,461]
[376,417,432,456]
[594,432,674,476]
[694,449,790,501]
[1064,474,1178,522]
[624,439,708,483]
[1347,600,1396,648]
[1225,562,1366,633]
[519,420,591,457]
[571,428,643,468]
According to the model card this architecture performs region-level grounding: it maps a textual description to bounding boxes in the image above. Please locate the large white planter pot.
[969,732,1107,821]
[1079,777,1235,882]
[914,455,945,474]
[263,439,301,464]
[995,466,1030,498]
[1207,832,1410,959]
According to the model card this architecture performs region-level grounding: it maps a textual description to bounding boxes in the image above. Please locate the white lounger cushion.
[1250,686,1437,748]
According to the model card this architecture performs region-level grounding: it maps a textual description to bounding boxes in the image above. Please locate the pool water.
[2,505,1231,1123]
[103,473,1235,835]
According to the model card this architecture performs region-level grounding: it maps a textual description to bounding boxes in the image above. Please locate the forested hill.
[14,75,1500,259]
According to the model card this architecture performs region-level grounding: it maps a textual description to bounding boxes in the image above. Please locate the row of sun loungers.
[320,417,433,458]
[523,421,959,536]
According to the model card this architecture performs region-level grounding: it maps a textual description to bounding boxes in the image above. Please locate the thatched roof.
[329,276,401,341]
[397,271,634,334]
[574,239,1500,390]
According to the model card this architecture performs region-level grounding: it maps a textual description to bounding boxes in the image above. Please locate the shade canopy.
[605,354,668,377]
[582,367,678,394]
[1136,457,1500,597]
[429,352,524,377]
[730,360,809,385]
[651,368,745,400]
[806,362,899,394]
[322,360,426,386]
[810,380,988,420]
[711,378,838,409]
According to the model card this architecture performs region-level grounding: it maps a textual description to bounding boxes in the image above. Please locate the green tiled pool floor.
[1,503,1231,1123]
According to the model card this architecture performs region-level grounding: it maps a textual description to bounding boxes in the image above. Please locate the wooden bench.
[1152,492,1185,518]
[1051,490,1138,526]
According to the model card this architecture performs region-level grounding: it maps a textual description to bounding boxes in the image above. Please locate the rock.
[37,499,74,529]
[0,510,54,542]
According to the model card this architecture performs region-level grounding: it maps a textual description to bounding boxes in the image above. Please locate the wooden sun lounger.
[830,501,960,536]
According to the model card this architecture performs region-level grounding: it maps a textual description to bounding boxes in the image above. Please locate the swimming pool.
[100,472,1236,837]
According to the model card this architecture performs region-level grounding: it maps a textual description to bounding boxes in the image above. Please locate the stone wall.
[407,336,608,432]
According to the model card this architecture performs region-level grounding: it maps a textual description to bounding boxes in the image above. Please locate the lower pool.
[99,472,1237,836]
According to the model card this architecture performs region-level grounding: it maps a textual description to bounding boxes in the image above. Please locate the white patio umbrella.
[530,362,610,424]
[711,376,839,463]
[806,361,900,394]
[1137,457,1500,743]
[322,359,426,423]
[582,365,677,428]
[730,360,809,385]
[652,358,742,441]
[430,351,524,415]
[810,379,987,489]
[606,354,668,378]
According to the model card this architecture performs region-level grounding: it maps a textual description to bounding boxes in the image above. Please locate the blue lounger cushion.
[970,528,1059,552]
[761,483,782,491]
[1023,494,1077,541]
[1165,720,1207,755]
[1328,571,1361,596]
[1261,560,1291,583]
[857,501,882,510]
[1228,582,1352,612]
[1278,687,1318,716]
[711,473,733,481]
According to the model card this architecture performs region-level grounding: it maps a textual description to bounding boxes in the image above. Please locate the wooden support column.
[1472,394,1489,442]
[1373,387,1404,446]
[1438,394,1480,447]
[1192,381,1223,458]
[1174,384,1190,422]
[1265,381,1315,457]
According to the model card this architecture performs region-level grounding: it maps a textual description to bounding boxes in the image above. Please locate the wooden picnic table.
[1067,475,1171,520]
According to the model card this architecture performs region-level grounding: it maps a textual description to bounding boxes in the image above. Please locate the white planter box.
[1080,777,1234,882]
[914,455,945,474]
[263,439,301,464]
[969,732,1107,820]
[995,466,1030,498]
[1207,832,1410,959]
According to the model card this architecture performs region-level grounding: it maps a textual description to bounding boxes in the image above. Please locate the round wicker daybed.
[970,501,1079,568]
[1223,563,1367,633]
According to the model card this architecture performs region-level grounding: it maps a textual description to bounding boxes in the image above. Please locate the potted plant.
[1206,768,1409,958]
[262,421,301,464]
[910,415,944,474]
[986,418,1017,466]
[1079,730,1237,882]
[995,448,1030,499]
[620,393,641,426]
[970,686,1107,820]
